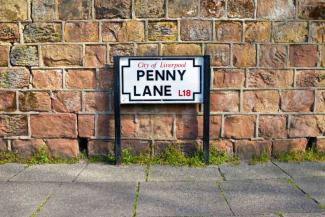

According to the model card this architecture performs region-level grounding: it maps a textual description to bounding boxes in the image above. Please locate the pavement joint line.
[144,164,150,182]
[7,165,28,182]
[133,182,140,217]
[72,162,88,183]
[218,166,226,181]
[216,181,236,216]
[271,161,294,179]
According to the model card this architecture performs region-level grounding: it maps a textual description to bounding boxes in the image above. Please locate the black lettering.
[166,70,176,81]
[153,85,163,96]
[155,70,165,81]
[165,85,172,96]
[147,70,154,81]
[134,86,140,96]
[137,70,145,81]
[143,86,152,96]
[178,70,186,80]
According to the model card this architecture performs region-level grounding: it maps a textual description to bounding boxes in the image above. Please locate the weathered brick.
[233,44,256,67]
[273,138,307,155]
[0,91,16,112]
[257,0,295,19]
[148,21,177,41]
[10,46,39,67]
[210,140,233,155]
[0,115,28,137]
[297,0,325,19]
[32,70,62,89]
[296,70,325,87]
[0,46,8,67]
[95,0,131,19]
[102,21,145,42]
[245,22,271,43]
[205,44,230,66]
[121,115,136,138]
[281,90,314,112]
[180,20,212,41]
[152,115,174,139]
[176,115,198,139]
[228,0,255,18]
[273,22,308,43]
[289,115,321,137]
[213,69,244,88]
[0,23,19,42]
[98,68,113,90]
[224,115,256,139]
[215,21,242,42]
[42,45,83,67]
[85,45,106,67]
[46,139,79,159]
[168,0,199,17]
[12,139,45,158]
[317,115,325,133]
[0,68,30,89]
[109,44,135,62]
[200,0,226,17]
[135,115,152,138]
[65,70,96,89]
[198,116,222,138]
[31,114,77,138]
[52,91,81,113]
[136,44,159,56]
[316,90,325,112]
[96,115,114,137]
[65,22,99,42]
[235,140,272,160]
[32,0,57,21]
[316,138,325,153]
[0,139,7,151]
[211,91,239,112]
[122,140,151,156]
[19,91,51,112]
[135,0,165,18]
[78,115,95,138]
[259,116,287,139]
[243,90,280,112]
[310,22,325,43]
[0,0,28,21]
[23,23,62,43]
[322,46,325,67]
[58,0,91,20]
[247,69,293,88]
[88,140,114,156]
[289,45,318,67]
[162,44,202,55]
[259,45,287,68]
[84,92,110,112]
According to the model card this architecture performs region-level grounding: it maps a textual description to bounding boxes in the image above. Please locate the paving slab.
[148,165,222,181]
[219,162,289,180]
[76,164,146,182]
[0,163,26,181]
[10,163,86,182]
[137,181,232,216]
[38,182,137,217]
[221,179,322,216]
[274,162,325,178]
[284,213,325,217]
[0,182,59,217]
[294,176,325,204]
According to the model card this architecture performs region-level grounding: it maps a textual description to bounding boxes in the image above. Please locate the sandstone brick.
[210,140,233,155]
[0,91,16,112]
[10,46,39,66]
[136,44,159,56]
[46,139,79,159]
[96,115,114,137]
[52,91,81,113]
[0,115,28,137]
[273,22,308,43]
[58,0,91,20]
[135,0,165,18]
[211,91,239,112]
[235,140,272,160]
[0,139,7,151]
[316,138,325,153]
[23,23,62,43]
[316,90,325,112]
[243,91,280,112]
[281,90,314,112]
[200,0,226,17]
[84,92,110,112]
[198,115,222,138]
[122,140,151,156]
[0,0,28,21]
[310,22,325,43]
[12,139,45,158]
[32,0,57,21]
[168,0,199,17]
[121,115,136,138]
[296,70,325,87]
[31,114,77,138]
[259,116,287,139]
[289,115,321,138]
[98,68,113,90]
[148,21,177,41]
[109,44,135,63]
[176,115,198,139]
[259,45,287,68]
[245,22,271,43]
[152,115,174,139]
[224,115,256,139]
[322,46,325,67]
[32,70,62,89]
[19,91,51,112]
[65,69,96,89]
[247,69,293,88]
[135,115,152,138]
[0,46,8,67]
[205,44,230,66]
[42,44,83,67]
[297,0,325,19]
[213,69,244,88]
[228,0,255,18]
[257,0,295,19]
[95,0,131,19]
[85,45,106,67]
[0,68,29,89]
[64,22,99,42]
[215,21,242,42]
[78,115,95,138]
[180,20,212,41]
[162,44,202,56]
[0,23,19,42]
[273,138,307,156]
[88,140,114,156]
[233,44,256,67]
[316,115,325,133]
[102,21,144,42]
[289,45,318,67]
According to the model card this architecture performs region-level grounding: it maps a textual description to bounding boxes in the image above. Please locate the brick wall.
[0,0,324,159]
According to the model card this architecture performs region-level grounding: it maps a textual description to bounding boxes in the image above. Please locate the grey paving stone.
[38,182,137,217]
[148,165,222,181]
[0,163,26,181]
[137,181,232,216]
[10,163,86,182]
[76,164,146,182]
[0,182,59,217]
[294,176,325,204]
[284,213,325,217]
[274,162,325,178]
[219,162,289,180]
[221,179,322,216]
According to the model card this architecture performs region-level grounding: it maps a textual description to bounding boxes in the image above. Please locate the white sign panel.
[119,57,204,104]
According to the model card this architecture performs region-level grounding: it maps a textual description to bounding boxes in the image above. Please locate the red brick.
[211,91,239,112]
[136,44,159,56]
[42,44,83,67]
[211,140,233,155]
[122,140,151,156]
[102,21,145,42]
[121,115,136,138]
[213,69,245,88]
[98,68,113,90]
[0,115,28,137]
[281,90,314,112]
[85,45,106,67]
[176,115,198,139]
[162,44,201,56]
[273,138,307,156]
[224,116,256,139]
[84,92,110,112]
[0,23,20,42]
[0,46,8,67]
[215,21,242,42]
[46,139,79,159]
[205,44,230,66]
[198,115,222,139]
[32,70,62,89]
[323,46,325,67]
[296,70,325,87]
[0,139,7,151]
[289,115,321,138]
[259,116,287,139]
[97,115,114,137]
[78,115,95,138]
[11,139,45,158]
[235,140,272,160]
[259,45,287,68]
[0,91,16,112]
[247,69,293,88]
[289,45,318,67]
[257,0,295,19]
[316,138,325,153]
[243,90,280,112]
[88,140,114,156]
[31,114,77,138]
[152,115,174,139]
[52,91,81,113]
[316,90,325,112]
[136,115,152,138]
[65,70,96,89]
[59,0,91,20]
[233,44,256,67]
[19,91,51,112]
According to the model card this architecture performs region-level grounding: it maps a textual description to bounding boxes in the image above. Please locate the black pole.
[114,56,122,165]
[203,55,211,165]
